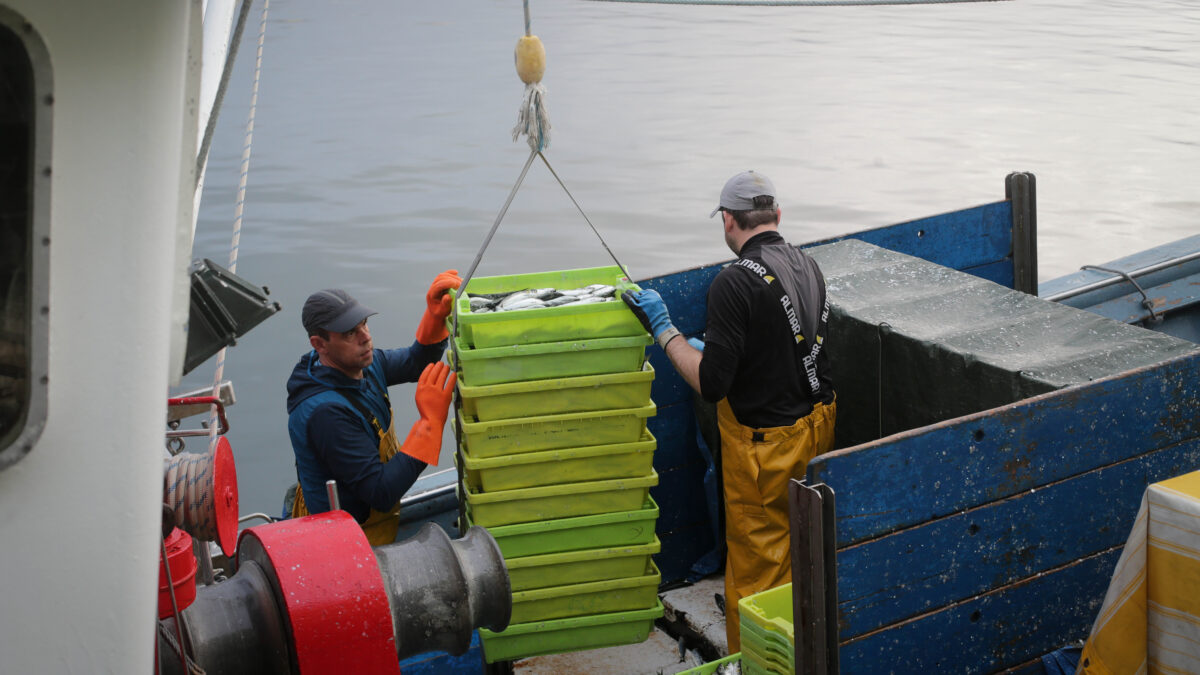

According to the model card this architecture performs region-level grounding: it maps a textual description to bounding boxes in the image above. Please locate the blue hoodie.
[286,340,445,522]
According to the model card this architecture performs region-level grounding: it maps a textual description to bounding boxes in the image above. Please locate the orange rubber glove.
[399,361,456,465]
[416,269,462,345]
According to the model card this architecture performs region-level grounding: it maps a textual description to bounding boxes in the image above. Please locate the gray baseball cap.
[710,170,778,217]
[302,289,377,334]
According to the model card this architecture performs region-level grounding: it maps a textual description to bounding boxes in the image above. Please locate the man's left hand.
[621,289,675,341]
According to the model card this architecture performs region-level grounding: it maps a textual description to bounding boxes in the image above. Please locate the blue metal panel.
[808,352,1200,546]
[655,523,716,584]
[398,630,485,674]
[649,402,697,471]
[835,436,1200,639]
[810,201,1015,280]
[961,257,1014,288]
[653,458,709,533]
[839,549,1117,674]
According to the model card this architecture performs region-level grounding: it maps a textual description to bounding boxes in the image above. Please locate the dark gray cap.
[302,289,377,334]
[710,170,778,217]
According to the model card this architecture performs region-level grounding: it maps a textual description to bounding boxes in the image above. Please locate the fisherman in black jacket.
[622,171,836,651]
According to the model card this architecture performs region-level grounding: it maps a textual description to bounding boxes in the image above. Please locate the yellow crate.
[509,559,661,624]
[504,536,661,591]
[460,470,658,527]
[451,265,643,348]
[458,362,654,422]
[450,334,650,387]
[456,402,655,458]
[460,429,656,492]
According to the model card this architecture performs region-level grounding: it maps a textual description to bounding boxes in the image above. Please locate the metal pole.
[326,480,341,511]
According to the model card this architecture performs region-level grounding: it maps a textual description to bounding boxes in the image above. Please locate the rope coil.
[164,452,220,542]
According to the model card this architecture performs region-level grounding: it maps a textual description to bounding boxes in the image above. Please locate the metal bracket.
[789,478,839,675]
[165,395,230,438]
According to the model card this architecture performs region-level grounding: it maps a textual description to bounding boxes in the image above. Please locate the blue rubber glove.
[621,289,675,341]
[687,337,705,352]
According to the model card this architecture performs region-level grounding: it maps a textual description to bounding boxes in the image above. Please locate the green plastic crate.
[459,361,655,422]
[461,429,656,492]
[450,334,651,387]
[740,621,793,674]
[463,496,659,558]
[677,653,742,674]
[509,559,661,624]
[457,402,656,458]
[450,265,643,349]
[739,582,794,641]
[480,599,664,663]
[505,537,661,591]
[460,470,659,528]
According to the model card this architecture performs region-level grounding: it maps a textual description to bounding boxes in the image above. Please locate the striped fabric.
[1079,471,1200,675]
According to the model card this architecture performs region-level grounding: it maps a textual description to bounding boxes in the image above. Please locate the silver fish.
[558,288,592,297]
[469,296,496,311]
[586,284,616,298]
[499,298,545,311]
[498,291,538,310]
[531,288,559,300]
[575,296,609,304]
[544,295,580,307]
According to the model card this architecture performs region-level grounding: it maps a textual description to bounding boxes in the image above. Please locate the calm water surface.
[186,0,1200,517]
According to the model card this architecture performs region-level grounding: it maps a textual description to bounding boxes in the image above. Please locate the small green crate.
[480,599,664,663]
[450,334,651,387]
[451,265,643,349]
[461,429,656,492]
[457,402,656,458]
[739,582,794,641]
[509,559,660,624]
[677,653,742,674]
[505,537,661,591]
[458,361,654,422]
[460,470,658,527]
[463,496,659,558]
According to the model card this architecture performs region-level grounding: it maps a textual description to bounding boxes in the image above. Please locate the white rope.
[512,83,551,153]
[208,0,270,452]
[164,451,219,542]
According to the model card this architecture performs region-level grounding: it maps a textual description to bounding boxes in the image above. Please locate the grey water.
[185,0,1200,518]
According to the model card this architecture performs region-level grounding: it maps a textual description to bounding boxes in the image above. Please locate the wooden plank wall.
[641,199,1017,583]
[807,352,1200,673]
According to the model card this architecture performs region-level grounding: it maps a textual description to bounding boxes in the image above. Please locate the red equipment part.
[211,436,239,556]
[158,528,198,620]
[237,512,401,675]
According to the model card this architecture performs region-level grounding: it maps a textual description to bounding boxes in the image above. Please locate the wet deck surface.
[513,576,729,675]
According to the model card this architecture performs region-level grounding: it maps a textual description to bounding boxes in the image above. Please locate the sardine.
[531,288,559,300]
[498,291,538,310]
[558,288,592,297]
[575,296,609,304]
[469,296,496,311]
[544,295,580,307]
[586,284,616,297]
[499,298,545,311]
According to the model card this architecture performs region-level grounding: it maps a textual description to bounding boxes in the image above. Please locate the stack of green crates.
[738,583,796,675]
[450,266,664,663]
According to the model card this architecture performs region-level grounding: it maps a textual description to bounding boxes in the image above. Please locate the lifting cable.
[454,1,633,344]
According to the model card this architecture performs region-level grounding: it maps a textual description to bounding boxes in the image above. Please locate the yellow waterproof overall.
[719,396,836,651]
[290,414,404,546]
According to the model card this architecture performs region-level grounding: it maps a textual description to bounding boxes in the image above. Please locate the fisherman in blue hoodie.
[286,271,460,545]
